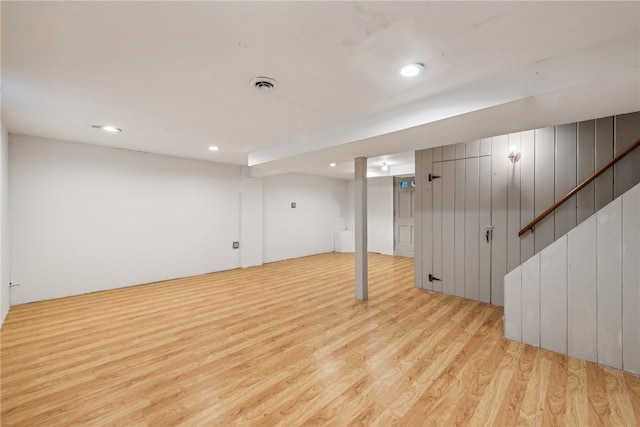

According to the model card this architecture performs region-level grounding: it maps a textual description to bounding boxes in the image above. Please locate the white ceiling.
[2,1,639,180]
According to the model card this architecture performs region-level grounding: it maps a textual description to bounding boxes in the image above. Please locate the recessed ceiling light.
[208,145,220,151]
[92,125,121,133]
[329,163,336,167]
[399,63,425,77]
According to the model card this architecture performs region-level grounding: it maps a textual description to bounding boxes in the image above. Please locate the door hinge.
[428,173,441,181]
[428,274,441,282]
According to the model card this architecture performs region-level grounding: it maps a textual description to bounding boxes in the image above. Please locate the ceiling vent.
[249,77,278,92]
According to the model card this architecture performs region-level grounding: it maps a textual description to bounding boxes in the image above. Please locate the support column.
[355,157,368,300]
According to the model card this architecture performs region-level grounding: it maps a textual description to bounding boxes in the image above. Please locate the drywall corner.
[0,120,10,325]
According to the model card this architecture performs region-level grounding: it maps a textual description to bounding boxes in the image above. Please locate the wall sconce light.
[381,162,389,171]
[508,147,521,163]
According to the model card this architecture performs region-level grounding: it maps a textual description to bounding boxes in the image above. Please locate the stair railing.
[519,138,640,236]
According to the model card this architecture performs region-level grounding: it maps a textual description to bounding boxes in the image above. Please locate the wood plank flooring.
[1,252,639,426]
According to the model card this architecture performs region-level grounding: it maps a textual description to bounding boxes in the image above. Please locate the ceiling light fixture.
[92,125,121,133]
[381,162,389,171]
[329,163,336,167]
[399,63,425,77]
[208,145,220,151]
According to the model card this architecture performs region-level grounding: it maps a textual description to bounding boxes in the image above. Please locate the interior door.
[394,177,415,257]
[430,150,492,303]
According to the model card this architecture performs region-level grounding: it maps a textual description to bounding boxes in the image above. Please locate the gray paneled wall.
[490,135,508,306]
[595,117,614,210]
[432,159,443,293]
[577,120,595,223]
[533,127,555,254]
[504,182,640,374]
[507,133,522,272]
[555,124,577,238]
[415,112,640,306]
[622,184,640,374]
[597,198,623,368]
[615,112,640,198]
[454,149,466,297]
[519,131,535,263]
[567,217,597,362]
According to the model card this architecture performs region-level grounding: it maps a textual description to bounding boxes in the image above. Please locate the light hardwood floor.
[1,252,639,426]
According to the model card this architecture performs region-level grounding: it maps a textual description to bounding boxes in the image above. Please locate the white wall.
[10,135,242,304]
[367,176,394,255]
[0,121,10,324]
[263,173,347,263]
[240,172,263,268]
[346,176,394,256]
[8,136,357,304]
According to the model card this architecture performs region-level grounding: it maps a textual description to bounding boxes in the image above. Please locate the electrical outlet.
[291,202,296,208]
[232,241,239,249]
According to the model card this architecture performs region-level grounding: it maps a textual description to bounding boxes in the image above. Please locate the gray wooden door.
[429,142,492,303]
[394,177,415,257]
